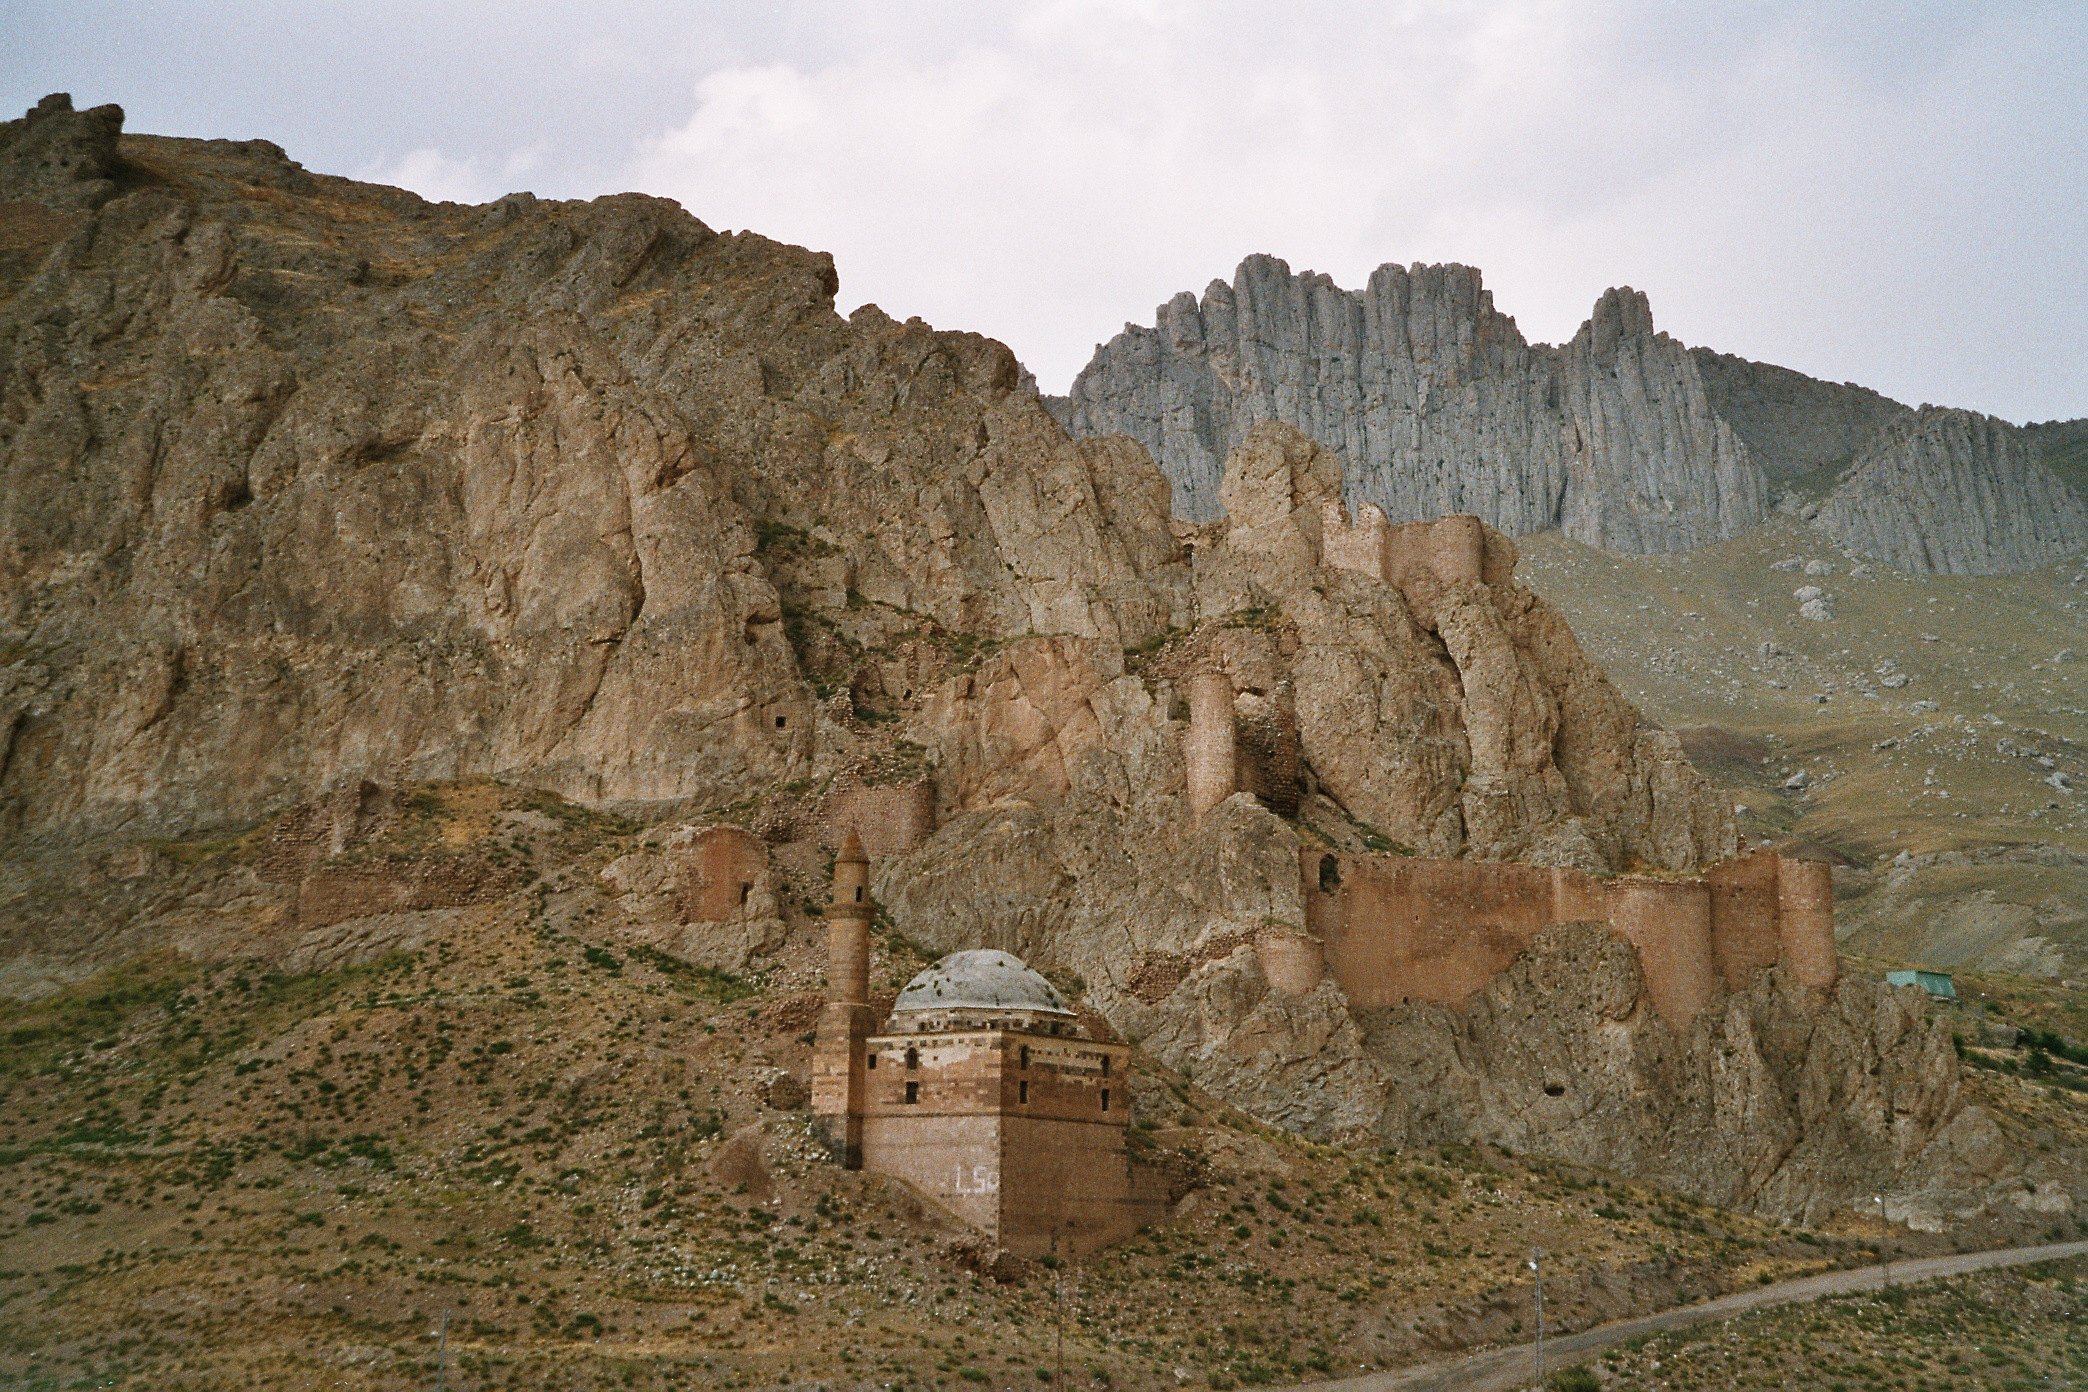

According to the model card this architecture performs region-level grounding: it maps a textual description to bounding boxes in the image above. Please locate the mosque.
[810,831,1168,1256]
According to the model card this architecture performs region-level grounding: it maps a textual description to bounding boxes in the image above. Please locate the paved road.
[1287,1239,2088,1392]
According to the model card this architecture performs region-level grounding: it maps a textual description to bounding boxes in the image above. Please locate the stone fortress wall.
[1289,848,1834,1027]
[1207,506,1838,1027]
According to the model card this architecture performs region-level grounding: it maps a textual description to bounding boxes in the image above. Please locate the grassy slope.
[1517,520,2088,972]
[0,785,1896,1392]
[1580,1254,2088,1392]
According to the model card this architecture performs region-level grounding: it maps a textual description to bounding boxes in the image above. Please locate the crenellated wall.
[1295,847,1836,1027]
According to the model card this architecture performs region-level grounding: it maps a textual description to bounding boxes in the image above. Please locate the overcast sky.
[11,1,2084,421]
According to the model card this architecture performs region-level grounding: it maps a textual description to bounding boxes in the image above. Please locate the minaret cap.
[838,826,867,863]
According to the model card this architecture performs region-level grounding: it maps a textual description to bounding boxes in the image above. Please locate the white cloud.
[618,0,2083,419]
[355,145,546,207]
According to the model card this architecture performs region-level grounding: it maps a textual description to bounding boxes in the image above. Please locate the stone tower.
[812,828,875,1166]
[1184,668,1237,820]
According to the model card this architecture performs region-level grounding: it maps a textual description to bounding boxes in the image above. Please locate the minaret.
[811,827,875,1166]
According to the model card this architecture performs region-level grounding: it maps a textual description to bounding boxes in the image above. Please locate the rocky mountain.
[1052,255,2088,574]
[0,96,2065,1235]
[1812,406,2088,575]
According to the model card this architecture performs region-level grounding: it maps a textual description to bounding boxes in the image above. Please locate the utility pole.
[433,1308,450,1392]
[1528,1249,1547,1381]
[1875,1194,1890,1290]
[1054,1226,1067,1385]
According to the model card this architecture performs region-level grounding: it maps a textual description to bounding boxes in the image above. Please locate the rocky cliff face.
[1688,346,1908,483]
[0,96,1186,847]
[1054,256,2085,574]
[1811,407,2088,575]
[1051,256,1765,553]
[0,96,2023,1228]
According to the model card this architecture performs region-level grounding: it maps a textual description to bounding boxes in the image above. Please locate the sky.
[9,0,2085,422]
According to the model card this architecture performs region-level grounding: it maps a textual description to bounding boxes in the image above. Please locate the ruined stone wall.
[683,826,772,923]
[824,780,937,859]
[1301,848,1835,1026]
[1306,854,1557,1007]
[1606,877,1716,1025]
[1706,851,1783,989]
[1775,856,1838,989]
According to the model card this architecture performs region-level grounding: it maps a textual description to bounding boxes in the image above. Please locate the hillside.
[3,90,2087,1392]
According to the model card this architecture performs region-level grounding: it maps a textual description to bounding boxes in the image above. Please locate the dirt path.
[1294,1238,2088,1392]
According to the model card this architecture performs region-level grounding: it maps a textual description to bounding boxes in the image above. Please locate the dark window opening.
[1100,1089,1110,1112]
[905,1048,919,1071]
[1018,1081,1029,1104]
[1318,853,1342,895]
[866,1053,877,1069]
[1101,1055,1111,1077]
[1543,1084,1565,1097]
[904,1081,919,1104]
[1019,1046,1030,1070]
[853,886,864,902]
[774,714,787,729]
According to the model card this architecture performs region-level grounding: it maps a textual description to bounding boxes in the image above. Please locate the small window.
[775,714,787,729]
[1100,1055,1111,1077]
[1100,1089,1110,1112]
[866,1053,877,1069]
[904,1081,919,1104]
[1018,1080,1029,1104]
[905,1048,919,1071]
[853,886,864,902]
[1019,1046,1030,1070]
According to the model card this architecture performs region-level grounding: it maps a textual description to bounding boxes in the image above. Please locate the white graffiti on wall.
[953,1163,1000,1195]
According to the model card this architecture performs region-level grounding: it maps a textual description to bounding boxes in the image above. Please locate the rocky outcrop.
[0,96,1184,848]
[1054,254,2085,574]
[1811,407,2088,574]
[1051,256,1765,552]
[1689,346,1908,482]
[1137,922,2019,1226]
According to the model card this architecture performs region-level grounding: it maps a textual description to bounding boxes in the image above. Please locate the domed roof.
[893,949,1075,1017]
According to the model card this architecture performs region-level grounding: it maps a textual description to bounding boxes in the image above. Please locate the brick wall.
[1301,847,1835,1026]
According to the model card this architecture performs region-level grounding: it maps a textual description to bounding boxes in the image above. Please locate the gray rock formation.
[1051,255,1764,552]
[1054,255,2086,575]
[1689,347,1907,482]
[1812,407,2088,574]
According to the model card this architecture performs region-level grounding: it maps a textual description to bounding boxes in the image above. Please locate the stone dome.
[893,949,1075,1018]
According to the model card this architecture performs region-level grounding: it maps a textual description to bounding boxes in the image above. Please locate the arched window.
[1019,1045,1031,1070]
[905,1048,919,1071]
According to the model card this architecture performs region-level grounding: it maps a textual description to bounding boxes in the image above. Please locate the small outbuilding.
[1885,969,1957,1000]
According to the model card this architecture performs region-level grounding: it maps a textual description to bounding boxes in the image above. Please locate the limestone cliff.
[1051,255,1764,551]
[1811,406,2088,575]
[1054,255,2083,574]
